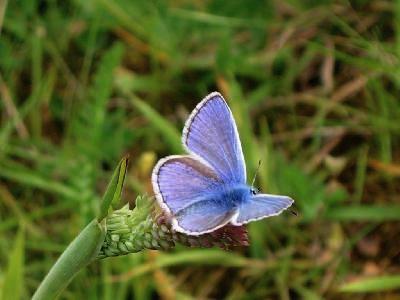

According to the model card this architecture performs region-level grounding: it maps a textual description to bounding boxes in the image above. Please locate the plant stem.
[32,219,106,300]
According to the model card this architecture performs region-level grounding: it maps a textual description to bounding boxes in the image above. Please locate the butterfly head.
[250,187,259,195]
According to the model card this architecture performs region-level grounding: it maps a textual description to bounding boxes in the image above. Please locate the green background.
[1,0,399,299]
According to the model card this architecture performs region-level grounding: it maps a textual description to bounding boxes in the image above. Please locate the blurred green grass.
[1,0,400,299]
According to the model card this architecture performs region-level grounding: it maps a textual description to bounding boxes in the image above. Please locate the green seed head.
[97,195,248,259]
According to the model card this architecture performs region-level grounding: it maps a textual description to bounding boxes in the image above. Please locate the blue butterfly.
[152,92,294,235]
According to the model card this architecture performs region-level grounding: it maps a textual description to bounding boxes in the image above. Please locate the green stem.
[32,220,106,300]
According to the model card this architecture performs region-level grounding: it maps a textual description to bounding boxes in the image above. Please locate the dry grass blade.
[0,0,7,35]
[0,74,28,139]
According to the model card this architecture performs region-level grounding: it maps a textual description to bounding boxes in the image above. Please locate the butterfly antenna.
[251,160,262,187]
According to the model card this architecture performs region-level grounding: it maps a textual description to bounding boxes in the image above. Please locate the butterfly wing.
[182,92,246,184]
[152,155,237,234]
[232,194,294,225]
[173,199,238,235]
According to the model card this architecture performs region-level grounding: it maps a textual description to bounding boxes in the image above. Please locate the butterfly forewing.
[232,194,294,225]
[182,92,246,184]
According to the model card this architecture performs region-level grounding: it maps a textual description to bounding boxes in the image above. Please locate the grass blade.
[130,94,182,153]
[1,226,25,300]
[110,248,265,282]
[98,156,129,221]
[32,220,106,300]
[339,275,400,292]
[325,205,400,221]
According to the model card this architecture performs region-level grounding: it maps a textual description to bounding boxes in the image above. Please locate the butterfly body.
[173,183,250,220]
[152,92,294,235]
[218,184,253,208]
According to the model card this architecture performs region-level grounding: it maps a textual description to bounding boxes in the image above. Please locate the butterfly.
[152,92,294,235]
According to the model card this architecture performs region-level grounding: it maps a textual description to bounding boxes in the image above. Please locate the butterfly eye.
[250,188,258,195]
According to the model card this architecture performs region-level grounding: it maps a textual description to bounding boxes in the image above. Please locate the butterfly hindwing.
[152,155,237,234]
[182,92,246,184]
[232,194,294,225]
[173,199,238,235]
